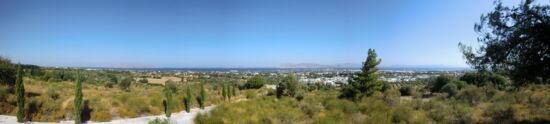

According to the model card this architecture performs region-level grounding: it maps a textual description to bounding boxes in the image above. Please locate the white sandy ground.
[0,105,215,124]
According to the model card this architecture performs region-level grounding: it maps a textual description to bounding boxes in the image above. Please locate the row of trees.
[164,83,208,119]
[222,84,237,101]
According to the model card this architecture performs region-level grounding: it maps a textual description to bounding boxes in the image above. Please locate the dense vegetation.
[0,58,237,122]
[459,0,550,85]
[196,1,550,123]
[196,84,550,124]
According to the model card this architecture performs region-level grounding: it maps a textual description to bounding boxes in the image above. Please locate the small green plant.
[148,117,170,124]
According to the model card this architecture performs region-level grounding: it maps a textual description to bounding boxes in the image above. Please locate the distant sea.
[80,67,472,72]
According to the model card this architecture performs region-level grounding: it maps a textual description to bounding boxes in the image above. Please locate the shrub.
[441,83,459,97]
[119,77,133,91]
[276,74,299,98]
[392,106,414,123]
[460,72,511,90]
[428,75,455,93]
[138,78,148,83]
[0,57,15,86]
[455,86,486,105]
[148,118,170,124]
[243,75,267,89]
[399,85,414,96]
[164,80,177,92]
[245,90,256,99]
[383,89,401,107]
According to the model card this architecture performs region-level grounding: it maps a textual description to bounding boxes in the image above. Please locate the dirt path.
[0,106,215,124]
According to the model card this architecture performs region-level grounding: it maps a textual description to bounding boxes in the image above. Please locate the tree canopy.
[460,0,550,85]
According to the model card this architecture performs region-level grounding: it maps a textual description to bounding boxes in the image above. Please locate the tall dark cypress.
[15,65,25,122]
[199,84,206,109]
[185,86,192,113]
[164,84,172,118]
[222,84,227,101]
[74,71,82,124]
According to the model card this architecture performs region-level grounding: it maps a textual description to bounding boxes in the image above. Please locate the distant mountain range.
[277,63,470,70]
[277,63,360,68]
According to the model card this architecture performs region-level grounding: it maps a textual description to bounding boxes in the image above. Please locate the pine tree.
[74,71,83,124]
[164,84,172,118]
[199,84,206,109]
[15,65,25,122]
[341,48,382,100]
[185,86,192,113]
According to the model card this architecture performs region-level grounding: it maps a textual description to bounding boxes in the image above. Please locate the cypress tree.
[222,84,227,101]
[164,84,173,117]
[199,84,206,109]
[185,86,192,113]
[231,85,237,97]
[15,65,25,122]
[227,85,232,100]
[74,71,82,124]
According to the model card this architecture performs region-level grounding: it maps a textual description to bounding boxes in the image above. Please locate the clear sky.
[0,0,536,68]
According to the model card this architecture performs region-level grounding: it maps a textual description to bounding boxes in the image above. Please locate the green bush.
[441,83,459,97]
[276,74,300,98]
[392,106,414,123]
[148,118,170,124]
[119,77,133,91]
[243,75,267,89]
[399,85,414,96]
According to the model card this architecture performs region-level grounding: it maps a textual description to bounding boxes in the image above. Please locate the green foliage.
[118,77,133,91]
[222,84,227,101]
[164,84,172,118]
[460,72,511,90]
[0,57,15,86]
[232,85,237,97]
[245,90,256,99]
[341,48,382,100]
[428,75,468,94]
[138,78,148,83]
[276,74,300,98]
[441,83,459,96]
[15,65,25,122]
[243,75,267,89]
[184,86,192,113]
[459,0,550,84]
[198,84,206,109]
[148,117,170,124]
[164,80,177,92]
[399,85,414,96]
[228,85,233,100]
[74,71,83,124]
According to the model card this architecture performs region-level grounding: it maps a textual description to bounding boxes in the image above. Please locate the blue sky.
[0,0,536,68]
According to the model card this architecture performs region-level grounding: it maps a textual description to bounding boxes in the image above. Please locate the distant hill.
[277,63,471,71]
[277,63,359,68]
